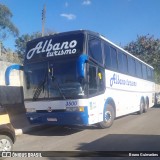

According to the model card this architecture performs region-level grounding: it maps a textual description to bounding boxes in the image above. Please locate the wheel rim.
[0,138,12,151]
[104,111,112,122]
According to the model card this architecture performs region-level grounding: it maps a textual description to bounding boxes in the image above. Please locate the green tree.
[15,32,41,58]
[124,35,160,83]
[0,3,19,40]
[15,30,57,59]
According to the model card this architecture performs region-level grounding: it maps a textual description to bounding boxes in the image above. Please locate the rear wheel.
[144,97,149,113]
[138,98,145,114]
[98,104,115,129]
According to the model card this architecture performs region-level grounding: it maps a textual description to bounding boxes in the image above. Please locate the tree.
[0,3,19,40]
[15,30,57,59]
[15,32,42,58]
[124,35,160,83]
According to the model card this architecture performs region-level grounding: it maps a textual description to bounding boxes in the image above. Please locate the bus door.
[87,62,105,124]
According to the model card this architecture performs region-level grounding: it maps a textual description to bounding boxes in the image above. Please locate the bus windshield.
[24,58,86,100]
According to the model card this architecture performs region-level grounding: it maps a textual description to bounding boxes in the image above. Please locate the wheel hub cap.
[0,139,11,151]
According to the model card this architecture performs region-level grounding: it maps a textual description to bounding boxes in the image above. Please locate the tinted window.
[147,67,152,80]
[122,53,128,73]
[142,64,147,79]
[136,61,142,78]
[110,47,118,70]
[88,37,103,64]
[151,69,154,81]
[104,43,111,68]
[128,56,136,76]
[118,52,128,73]
[88,64,97,95]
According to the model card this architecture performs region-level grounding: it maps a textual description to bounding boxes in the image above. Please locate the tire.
[98,104,115,129]
[138,98,145,114]
[144,97,149,113]
[0,135,13,151]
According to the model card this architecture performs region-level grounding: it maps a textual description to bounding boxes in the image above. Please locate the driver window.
[89,64,97,95]
[88,63,105,95]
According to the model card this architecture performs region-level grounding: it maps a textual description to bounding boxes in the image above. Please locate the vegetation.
[0,4,19,40]
[124,35,160,83]
[15,32,42,58]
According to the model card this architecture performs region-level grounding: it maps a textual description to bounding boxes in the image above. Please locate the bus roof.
[26,30,153,69]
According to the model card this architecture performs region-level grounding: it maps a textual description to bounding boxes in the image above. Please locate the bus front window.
[24,58,87,101]
[49,59,86,99]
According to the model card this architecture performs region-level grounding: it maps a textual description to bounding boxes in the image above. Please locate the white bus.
[22,30,155,128]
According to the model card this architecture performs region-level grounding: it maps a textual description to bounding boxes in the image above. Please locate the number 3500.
[66,101,77,106]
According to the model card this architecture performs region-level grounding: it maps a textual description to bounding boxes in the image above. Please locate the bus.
[23,30,155,128]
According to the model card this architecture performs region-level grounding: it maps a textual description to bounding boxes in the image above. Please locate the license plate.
[47,118,57,122]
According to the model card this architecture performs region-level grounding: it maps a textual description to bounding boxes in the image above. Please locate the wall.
[155,84,160,93]
[0,61,24,114]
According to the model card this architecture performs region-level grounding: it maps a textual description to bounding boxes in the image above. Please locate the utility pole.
[0,41,2,56]
[42,4,46,37]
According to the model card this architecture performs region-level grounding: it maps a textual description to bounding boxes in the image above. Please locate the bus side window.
[104,44,111,68]
[88,37,103,65]
[147,67,152,81]
[118,52,128,74]
[142,64,147,79]
[88,63,105,95]
[136,61,142,78]
[128,56,136,76]
[88,64,97,94]
[110,47,118,71]
[97,67,105,92]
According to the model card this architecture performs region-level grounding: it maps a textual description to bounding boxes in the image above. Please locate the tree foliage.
[124,35,160,83]
[15,30,57,58]
[0,4,19,40]
[15,32,42,58]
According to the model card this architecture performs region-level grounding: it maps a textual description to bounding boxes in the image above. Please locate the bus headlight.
[79,106,84,112]
[66,107,84,112]
[26,108,36,113]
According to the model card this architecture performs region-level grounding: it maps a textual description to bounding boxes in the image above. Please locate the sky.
[1,0,160,51]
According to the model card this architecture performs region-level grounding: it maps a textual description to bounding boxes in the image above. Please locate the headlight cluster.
[66,106,84,112]
[26,108,36,113]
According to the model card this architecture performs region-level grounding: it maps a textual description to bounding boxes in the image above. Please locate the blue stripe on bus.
[26,106,88,126]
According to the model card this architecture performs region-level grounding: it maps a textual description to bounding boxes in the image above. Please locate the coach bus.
[23,30,155,128]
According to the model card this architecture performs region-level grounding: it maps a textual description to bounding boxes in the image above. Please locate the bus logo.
[26,40,77,59]
[110,74,137,87]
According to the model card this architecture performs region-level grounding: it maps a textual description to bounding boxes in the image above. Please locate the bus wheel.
[144,97,149,113]
[98,104,115,129]
[138,98,145,114]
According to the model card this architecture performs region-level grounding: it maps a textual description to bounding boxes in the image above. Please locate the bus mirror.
[77,55,88,79]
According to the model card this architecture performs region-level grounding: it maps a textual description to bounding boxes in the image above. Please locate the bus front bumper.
[26,107,88,126]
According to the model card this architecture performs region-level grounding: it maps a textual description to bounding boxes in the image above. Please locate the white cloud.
[82,0,91,5]
[60,13,76,20]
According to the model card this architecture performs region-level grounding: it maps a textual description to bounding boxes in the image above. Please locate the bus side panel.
[104,70,154,117]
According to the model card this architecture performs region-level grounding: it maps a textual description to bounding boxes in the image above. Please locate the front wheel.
[98,104,115,129]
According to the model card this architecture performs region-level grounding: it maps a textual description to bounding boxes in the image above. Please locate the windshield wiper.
[52,78,66,100]
[33,71,47,101]
[33,81,45,101]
